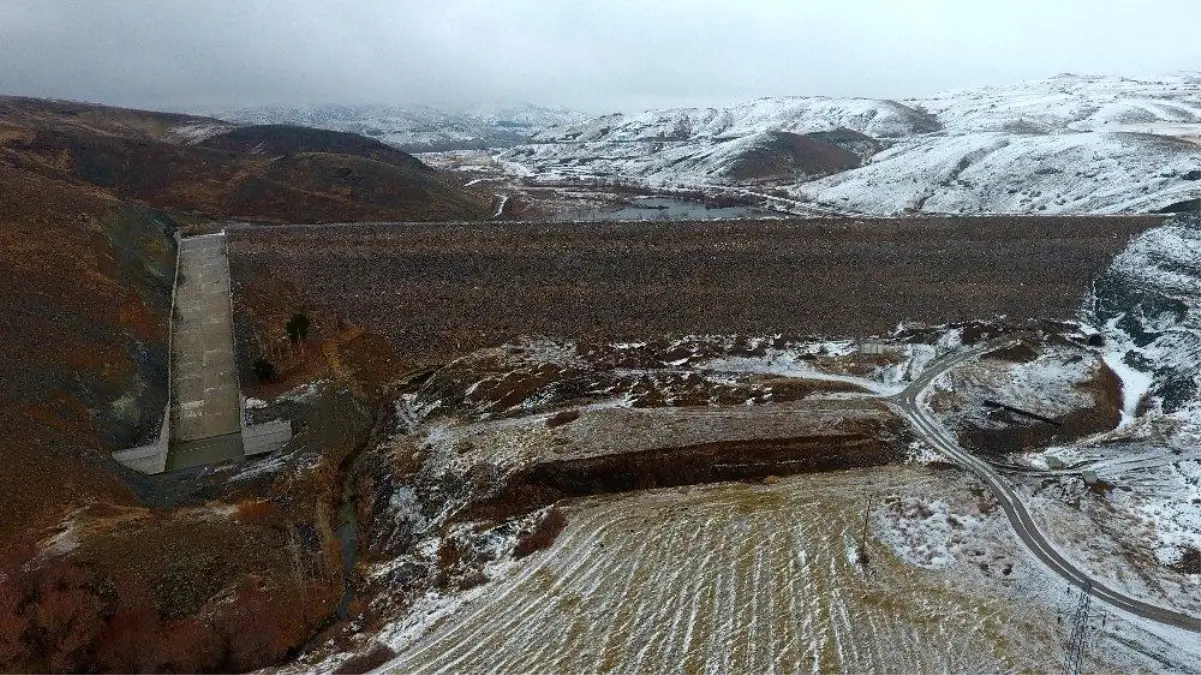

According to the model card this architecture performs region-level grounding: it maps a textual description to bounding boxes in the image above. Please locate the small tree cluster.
[252,358,276,382]
[285,313,311,343]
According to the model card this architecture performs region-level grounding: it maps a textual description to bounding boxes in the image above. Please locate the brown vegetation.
[233,499,280,524]
[0,96,491,225]
[228,252,403,401]
[514,508,569,558]
[546,409,581,428]
[0,163,170,548]
[0,512,340,672]
[723,131,861,183]
[1174,547,1201,575]
[333,643,397,674]
[0,95,475,672]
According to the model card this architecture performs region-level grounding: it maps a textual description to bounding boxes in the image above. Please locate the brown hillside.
[0,98,491,224]
[0,97,488,672]
[723,131,861,183]
[196,123,431,171]
[0,95,229,144]
[0,165,167,546]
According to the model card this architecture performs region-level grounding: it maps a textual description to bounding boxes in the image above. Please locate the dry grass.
[233,499,280,524]
[385,467,1068,673]
[333,643,397,674]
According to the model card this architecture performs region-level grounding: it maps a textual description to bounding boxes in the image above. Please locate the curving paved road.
[889,346,1201,633]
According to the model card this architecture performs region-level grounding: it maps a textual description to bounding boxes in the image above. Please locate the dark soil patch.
[469,422,906,522]
[513,507,568,558]
[333,643,397,674]
[546,409,581,428]
[1174,547,1201,575]
[983,342,1040,363]
[723,131,861,183]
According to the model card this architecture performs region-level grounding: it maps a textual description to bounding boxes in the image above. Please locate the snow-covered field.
[500,74,1201,215]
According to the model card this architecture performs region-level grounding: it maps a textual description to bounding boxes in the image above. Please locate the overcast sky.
[2,0,1199,114]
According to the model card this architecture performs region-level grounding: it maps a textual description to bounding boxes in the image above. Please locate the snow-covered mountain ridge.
[200,102,588,152]
[502,74,1201,216]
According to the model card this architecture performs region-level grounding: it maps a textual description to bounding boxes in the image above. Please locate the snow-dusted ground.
[361,467,1201,674]
[378,335,922,478]
[375,468,1069,673]
[982,217,1201,622]
[892,217,1201,634]
[931,343,1110,433]
[791,130,1201,215]
[913,74,1201,134]
[195,102,587,153]
[500,74,1201,215]
[291,279,1201,672]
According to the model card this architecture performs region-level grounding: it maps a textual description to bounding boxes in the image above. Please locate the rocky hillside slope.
[0,97,488,672]
[501,74,1201,215]
[0,97,491,223]
[1089,213,1201,416]
[203,102,588,152]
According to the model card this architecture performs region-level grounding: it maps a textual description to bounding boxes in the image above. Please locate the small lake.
[562,197,781,221]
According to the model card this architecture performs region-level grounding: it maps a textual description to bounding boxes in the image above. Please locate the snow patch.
[876,497,981,569]
[1102,349,1154,427]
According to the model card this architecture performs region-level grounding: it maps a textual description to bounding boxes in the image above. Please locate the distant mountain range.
[200,102,589,152]
[500,74,1201,216]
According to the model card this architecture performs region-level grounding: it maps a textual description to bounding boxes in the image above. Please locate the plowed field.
[383,467,1062,673]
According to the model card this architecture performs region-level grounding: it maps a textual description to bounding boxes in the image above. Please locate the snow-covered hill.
[914,74,1201,134]
[501,74,1201,215]
[1090,214,1201,417]
[201,102,588,152]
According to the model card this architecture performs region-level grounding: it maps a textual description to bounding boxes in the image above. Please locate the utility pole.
[857,495,873,567]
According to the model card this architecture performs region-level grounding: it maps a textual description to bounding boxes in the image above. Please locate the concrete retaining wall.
[243,419,293,456]
[114,230,181,475]
[112,406,170,474]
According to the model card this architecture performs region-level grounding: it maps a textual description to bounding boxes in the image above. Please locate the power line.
[1064,582,1105,675]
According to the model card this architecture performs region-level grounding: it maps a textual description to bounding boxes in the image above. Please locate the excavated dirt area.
[925,334,1124,454]
[227,216,1160,372]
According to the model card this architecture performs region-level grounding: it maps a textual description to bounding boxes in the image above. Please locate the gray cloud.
[2,0,1199,113]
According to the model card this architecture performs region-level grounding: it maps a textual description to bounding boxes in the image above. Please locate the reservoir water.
[562,196,781,221]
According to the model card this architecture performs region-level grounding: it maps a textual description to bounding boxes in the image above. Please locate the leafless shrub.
[334,643,397,674]
[514,508,568,559]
